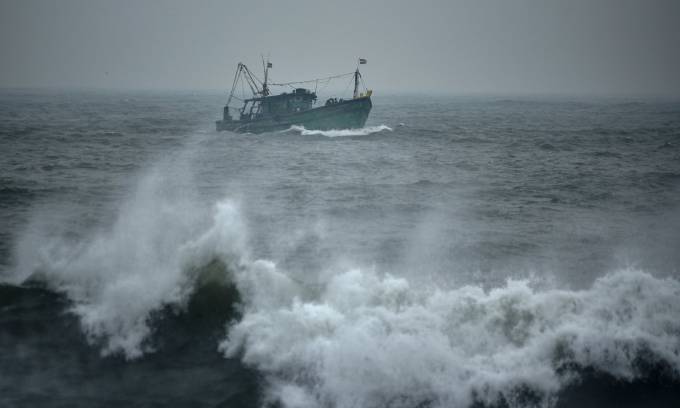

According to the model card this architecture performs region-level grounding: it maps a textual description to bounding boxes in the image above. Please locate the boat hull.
[216,96,372,133]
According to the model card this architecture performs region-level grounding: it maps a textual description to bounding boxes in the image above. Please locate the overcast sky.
[1,0,679,96]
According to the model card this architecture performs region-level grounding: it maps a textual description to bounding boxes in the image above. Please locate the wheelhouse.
[236,88,317,121]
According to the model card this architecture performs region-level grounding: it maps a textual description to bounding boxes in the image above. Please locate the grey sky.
[1,0,679,96]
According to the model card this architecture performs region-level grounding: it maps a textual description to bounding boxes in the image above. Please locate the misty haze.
[1,1,680,408]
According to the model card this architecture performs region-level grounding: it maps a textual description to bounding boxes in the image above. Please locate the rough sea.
[1,89,679,407]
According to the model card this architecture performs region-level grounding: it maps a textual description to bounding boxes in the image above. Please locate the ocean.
[1,89,679,407]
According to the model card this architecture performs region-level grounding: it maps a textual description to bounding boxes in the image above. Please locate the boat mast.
[353,68,360,99]
[262,57,271,97]
[225,62,266,118]
[353,58,366,99]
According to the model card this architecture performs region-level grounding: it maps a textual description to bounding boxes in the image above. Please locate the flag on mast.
[359,58,367,64]
[267,62,273,68]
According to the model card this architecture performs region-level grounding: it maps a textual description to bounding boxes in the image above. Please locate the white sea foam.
[12,165,248,359]
[13,174,680,405]
[288,125,392,137]
[10,149,680,405]
[221,265,680,408]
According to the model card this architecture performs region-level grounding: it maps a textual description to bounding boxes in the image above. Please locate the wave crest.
[11,166,248,359]
[221,267,680,408]
[287,124,392,137]
[9,146,680,406]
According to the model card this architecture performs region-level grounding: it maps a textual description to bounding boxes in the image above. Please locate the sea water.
[1,89,680,407]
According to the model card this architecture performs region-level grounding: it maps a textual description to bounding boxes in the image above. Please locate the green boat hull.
[216,96,372,134]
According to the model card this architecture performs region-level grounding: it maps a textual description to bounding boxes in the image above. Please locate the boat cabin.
[236,88,317,121]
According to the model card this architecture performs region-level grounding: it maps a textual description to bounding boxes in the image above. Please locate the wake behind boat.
[216,59,372,133]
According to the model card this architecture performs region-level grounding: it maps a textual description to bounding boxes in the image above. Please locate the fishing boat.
[216,59,372,133]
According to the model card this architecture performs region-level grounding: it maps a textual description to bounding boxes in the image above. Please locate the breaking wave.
[221,266,680,408]
[287,124,392,137]
[10,164,249,359]
[8,154,680,407]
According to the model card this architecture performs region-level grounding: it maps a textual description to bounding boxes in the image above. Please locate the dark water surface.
[1,89,680,407]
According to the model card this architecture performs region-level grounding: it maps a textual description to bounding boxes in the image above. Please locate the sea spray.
[13,175,680,404]
[10,176,680,405]
[11,161,249,359]
[220,267,680,408]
